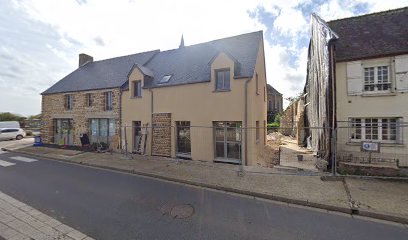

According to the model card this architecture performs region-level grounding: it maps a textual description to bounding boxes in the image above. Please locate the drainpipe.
[148,88,154,156]
[328,38,337,173]
[119,89,123,149]
[244,77,252,167]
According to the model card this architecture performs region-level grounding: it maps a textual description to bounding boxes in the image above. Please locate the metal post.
[123,126,133,159]
[331,127,337,175]
[174,125,180,165]
[238,126,244,176]
[124,126,128,158]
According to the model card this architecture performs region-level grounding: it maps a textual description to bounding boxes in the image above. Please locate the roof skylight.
[159,75,172,83]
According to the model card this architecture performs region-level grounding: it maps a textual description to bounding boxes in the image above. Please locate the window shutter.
[397,118,404,144]
[395,55,408,92]
[346,61,362,95]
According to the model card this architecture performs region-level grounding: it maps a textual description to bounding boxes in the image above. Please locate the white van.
[0,121,20,129]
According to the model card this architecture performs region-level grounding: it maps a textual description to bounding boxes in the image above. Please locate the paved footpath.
[0,190,94,240]
[5,146,408,225]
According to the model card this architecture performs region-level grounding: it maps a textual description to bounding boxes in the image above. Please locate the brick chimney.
[79,53,93,67]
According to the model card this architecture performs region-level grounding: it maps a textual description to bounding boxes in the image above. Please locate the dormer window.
[132,80,142,97]
[215,68,230,91]
[159,75,172,84]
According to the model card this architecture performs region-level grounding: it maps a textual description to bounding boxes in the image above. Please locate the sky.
[0,0,407,116]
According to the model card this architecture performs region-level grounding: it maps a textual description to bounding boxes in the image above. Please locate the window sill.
[346,141,405,147]
[213,89,231,92]
[176,153,191,159]
[361,91,396,97]
[214,158,240,164]
[130,96,142,99]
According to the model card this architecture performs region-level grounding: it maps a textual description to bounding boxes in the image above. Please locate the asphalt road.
[0,151,407,240]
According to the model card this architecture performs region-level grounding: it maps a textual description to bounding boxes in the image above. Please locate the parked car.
[0,128,26,140]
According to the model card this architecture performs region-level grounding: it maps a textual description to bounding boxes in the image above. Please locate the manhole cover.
[159,203,172,215]
[170,204,194,219]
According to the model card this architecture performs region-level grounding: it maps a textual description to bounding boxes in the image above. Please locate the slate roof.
[328,7,408,62]
[143,31,263,88]
[267,84,282,95]
[43,31,263,94]
[42,50,159,95]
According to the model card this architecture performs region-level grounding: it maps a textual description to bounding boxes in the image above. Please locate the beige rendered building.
[122,31,267,165]
[41,31,267,166]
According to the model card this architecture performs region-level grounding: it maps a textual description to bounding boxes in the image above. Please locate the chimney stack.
[79,53,93,67]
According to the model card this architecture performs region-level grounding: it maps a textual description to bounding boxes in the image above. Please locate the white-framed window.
[104,91,113,111]
[349,118,402,143]
[132,81,142,97]
[215,68,230,91]
[85,93,92,107]
[89,118,116,144]
[363,65,390,92]
[65,95,73,110]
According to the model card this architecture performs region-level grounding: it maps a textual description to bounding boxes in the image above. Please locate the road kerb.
[5,148,408,225]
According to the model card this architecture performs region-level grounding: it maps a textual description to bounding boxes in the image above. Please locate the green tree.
[274,113,281,124]
[28,114,41,120]
[0,112,27,127]
[0,112,25,121]
[285,92,303,104]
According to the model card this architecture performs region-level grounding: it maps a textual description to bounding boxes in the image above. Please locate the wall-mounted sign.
[361,142,380,153]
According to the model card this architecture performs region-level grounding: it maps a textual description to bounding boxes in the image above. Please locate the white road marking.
[10,156,38,163]
[0,159,15,167]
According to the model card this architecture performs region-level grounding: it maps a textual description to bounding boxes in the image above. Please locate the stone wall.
[279,99,305,145]
[151,113,171,157]
[41,88,120,146]
[279,100,298,136]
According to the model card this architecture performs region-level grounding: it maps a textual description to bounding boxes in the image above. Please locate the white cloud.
[2,0,408,115]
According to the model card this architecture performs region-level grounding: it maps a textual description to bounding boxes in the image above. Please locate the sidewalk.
[5,145,408,225]
[0,190,94,240]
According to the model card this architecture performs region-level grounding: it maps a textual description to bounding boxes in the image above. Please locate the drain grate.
[160,203,194,219]
[170,204,194,219]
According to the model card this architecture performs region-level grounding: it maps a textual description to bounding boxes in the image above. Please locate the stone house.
[41,31,267,166]
[266,84,282,122]
[41,50,158,146]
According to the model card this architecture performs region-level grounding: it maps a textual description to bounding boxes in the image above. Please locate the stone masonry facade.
[151,113,172,157]
[41,88,121,146]
[279,98,305,144]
